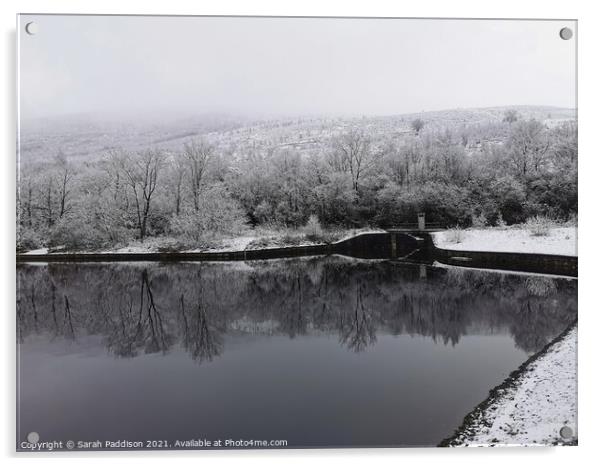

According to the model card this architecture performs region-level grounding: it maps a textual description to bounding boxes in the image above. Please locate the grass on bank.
[443,215,576,244]
[24,215,385,254]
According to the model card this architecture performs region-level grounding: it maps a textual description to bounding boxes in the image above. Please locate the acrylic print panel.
[16,15,577,451]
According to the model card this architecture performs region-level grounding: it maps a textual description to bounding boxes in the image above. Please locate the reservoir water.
[16,257,577,449]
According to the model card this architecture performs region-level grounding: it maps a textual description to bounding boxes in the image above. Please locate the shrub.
[525,215,555,237]
[301,215,343,244]
[253,200,273,225]
[490,175,527,225]
[495,211,507,228]
[16,225,45,252]
[49,215,110,251]
[170,185,249,243]
[565,213,577,227]
[306,231,340,244]
[311,173,357,226]
[281,234,306,246]
[471,212,488,228]
[376,181,472,228]
[303,214,322,236]
[247,234,306,249]
[446,227,466,244]
[246,237,273,249]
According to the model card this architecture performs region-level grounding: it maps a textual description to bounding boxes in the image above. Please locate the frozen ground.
[19,229,387,255]
[203,236,256,252]
[22,248,49,255]
[433,227,577,256]
[447,326,577,447]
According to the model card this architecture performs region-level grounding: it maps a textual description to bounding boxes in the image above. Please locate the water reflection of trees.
[99,269,174,357]
[16,258,577,363]
[179,286,224,363]
[338,284,377,352]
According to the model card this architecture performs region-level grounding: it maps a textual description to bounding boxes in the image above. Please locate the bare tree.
[168,155,187,216]
[386,142,421,188]
[111,150,165,240]
[332,129,374,193]
[20,174,35,228]
[506,119,550,177]
[55,152,75,219]
[184,139,214,212]
[40,175,56,228]
[551,121,577,166]
[30,153,76,229]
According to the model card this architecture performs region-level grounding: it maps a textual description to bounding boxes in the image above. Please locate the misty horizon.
[19,104,576,127]
[18,15,576,121]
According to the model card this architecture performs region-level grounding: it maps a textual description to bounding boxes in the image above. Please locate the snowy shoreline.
[442,324,577,447]
[433,227,577,257]
[20,228,387,256]
[23,226,578,258]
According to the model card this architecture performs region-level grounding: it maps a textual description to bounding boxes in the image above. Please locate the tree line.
[17,113,577,251]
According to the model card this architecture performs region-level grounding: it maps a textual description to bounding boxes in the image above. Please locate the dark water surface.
[16,257,577,449]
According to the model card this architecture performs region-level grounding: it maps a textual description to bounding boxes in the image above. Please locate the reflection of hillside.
[16,258,577,363]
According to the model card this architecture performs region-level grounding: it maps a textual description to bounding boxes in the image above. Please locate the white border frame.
[2,1,599,465]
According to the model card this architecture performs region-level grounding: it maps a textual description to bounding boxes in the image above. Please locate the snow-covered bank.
[445,326,577,447]
[22,248,49,255]
[19,228,387,255]
[433,227,577,257]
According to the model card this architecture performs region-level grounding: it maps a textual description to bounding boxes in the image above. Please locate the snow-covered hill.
[19,106,575,166]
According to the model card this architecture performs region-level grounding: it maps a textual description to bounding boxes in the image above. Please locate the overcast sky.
[18,15,576,120]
